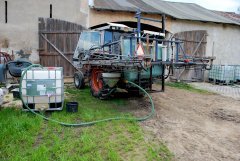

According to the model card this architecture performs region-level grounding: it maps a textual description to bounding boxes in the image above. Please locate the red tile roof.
[213,11,240,23]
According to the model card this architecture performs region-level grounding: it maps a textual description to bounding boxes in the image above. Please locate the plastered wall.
[0,0,88,63]
[170,19,240,65]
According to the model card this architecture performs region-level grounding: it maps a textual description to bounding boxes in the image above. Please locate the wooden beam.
[192,34,207,56]
[175,38,207,43]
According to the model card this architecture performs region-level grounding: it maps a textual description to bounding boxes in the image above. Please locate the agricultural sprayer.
[72,11,214,99]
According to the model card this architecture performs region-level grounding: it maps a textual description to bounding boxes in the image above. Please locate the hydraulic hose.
[19,64,155,127]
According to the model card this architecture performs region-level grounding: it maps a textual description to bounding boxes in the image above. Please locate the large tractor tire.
[90,69,104,98]
[74,72,85,89]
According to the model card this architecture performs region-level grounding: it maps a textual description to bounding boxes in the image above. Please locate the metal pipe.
[124,36,183,43]
[162,64,165,91]
[130,37,133,57]
[176,42,179,62]
[179,43,187,59]
[136,9,141,43]
[134,16,163,23]
[162,14,166,34]
[155,40,158,61]
[101,40,120,47]
[149,66,153,90]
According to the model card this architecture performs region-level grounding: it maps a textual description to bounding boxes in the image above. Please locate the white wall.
[170,19,240,65]
[0,0,88,63]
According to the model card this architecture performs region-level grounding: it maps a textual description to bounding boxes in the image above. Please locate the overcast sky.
[165,0,240,13]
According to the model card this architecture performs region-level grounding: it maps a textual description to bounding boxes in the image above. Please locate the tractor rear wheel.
[90,69,104,97]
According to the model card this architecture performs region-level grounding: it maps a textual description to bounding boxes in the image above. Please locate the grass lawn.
[0,87,172,161]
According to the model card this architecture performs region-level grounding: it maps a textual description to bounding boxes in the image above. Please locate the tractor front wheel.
[74,72,85,89]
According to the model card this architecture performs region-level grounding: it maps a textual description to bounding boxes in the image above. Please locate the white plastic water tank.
[21,67,64,111]
[209,65,217,80]
[234,66,240,81]
[209,65,234,84]
[220,65,234,83]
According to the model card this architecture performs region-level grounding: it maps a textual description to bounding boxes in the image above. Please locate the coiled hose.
[19,64,155,127]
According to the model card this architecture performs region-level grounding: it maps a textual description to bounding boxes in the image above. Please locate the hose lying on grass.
[19,64,155,127]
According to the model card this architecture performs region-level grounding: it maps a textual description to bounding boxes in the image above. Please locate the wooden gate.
[172,30,207,82]
[174,30,207,57]
[38,18,84,77]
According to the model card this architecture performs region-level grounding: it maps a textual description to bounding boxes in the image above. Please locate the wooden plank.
[192,33,206,56]
[175,38,207,43]
[37,31,83,34]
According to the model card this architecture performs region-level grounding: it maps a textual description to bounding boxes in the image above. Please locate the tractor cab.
[73,23,165,68]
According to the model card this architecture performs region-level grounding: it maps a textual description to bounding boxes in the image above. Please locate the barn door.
[174,30,207,57]
[173,30,207,82]
[38,18,84,78]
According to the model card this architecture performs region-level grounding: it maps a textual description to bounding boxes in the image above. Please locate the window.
[50,4,52,18]
[104,31,113,44]
[5,1,7,23]
[78,32,100,49]
[73,31,100,59]
[122,38,136,58]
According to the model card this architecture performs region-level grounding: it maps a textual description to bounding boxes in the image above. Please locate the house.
[0,0,239,66]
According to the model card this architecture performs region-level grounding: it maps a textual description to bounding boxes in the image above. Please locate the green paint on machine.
[124,65,163,81]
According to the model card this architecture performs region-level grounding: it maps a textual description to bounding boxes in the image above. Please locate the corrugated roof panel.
[113,0,137,9]
[93,0,240,26]
[144,0,238,24]
[93,0,161,13]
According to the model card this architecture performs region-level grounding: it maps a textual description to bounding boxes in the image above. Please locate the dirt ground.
[140,85,240,161]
